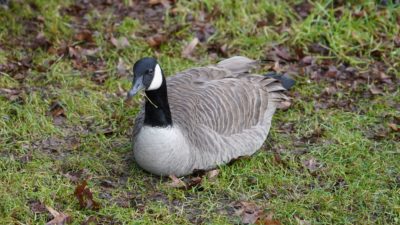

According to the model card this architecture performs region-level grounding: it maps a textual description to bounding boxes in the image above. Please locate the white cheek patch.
[147,64,163,91]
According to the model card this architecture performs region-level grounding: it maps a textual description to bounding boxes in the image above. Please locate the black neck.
[143,78,172,127]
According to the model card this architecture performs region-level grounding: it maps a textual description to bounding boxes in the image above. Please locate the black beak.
[127,76,145,99]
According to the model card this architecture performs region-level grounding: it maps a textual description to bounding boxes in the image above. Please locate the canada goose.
[127,56,294,176]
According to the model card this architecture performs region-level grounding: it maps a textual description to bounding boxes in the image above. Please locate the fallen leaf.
[81,216,97,225]
[48,101,66,118]
[273,47,294,61]
[110,37,130,49]
[100,179,116,188]
[194,22,216,42]
[293,1,313,19]
[184,176,203,189]
[324,86,337,95]
[116,58,128,77]
[68,46,82,59]
[148,0,171,7]
[233,201,261,224]
[266,46,295,63]
[302,157,322,173]
[325,65,338,78]
[74,180,100,210]
[308,43,330,55]
[388,123,398,132]
[0,88,22,101]
[207,42,228,57]
[206,169,219,180]
[74,30,94,43]
[29,200,47,213]
[369,85,383,95]
[81,47,100,56]
[300,56,313,66]
[233,201,280,225]
[31,32,52,50]
[273,152,284,165]
[294,215,311,225]
[18,151,33,163]
[91,71,108,84]
[258,212,281,225]
[394,36,400,47]
[181,37,199,59]
[146,33,167,48]
[63,169,88,183]
[45,206,71,225]
[167,175,187,189]
[352,9,366,18]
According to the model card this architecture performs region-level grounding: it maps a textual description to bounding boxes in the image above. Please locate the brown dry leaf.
[394,36,400,47]
[116,82,127,97]
[81,47,100,56]
[116,58,128,77]
[146,33,167,48]
[293,1,313,19]
[74,180,100,210]
[110,37,130,49]
[91,70,109,84]
[233,201,279,225]
[273,47,294,61]
[266,46,295,63]
[31,32,52,50]
[273,152,284,165]
[294,216,311,225]
[302,157,321,173]
[233,201,261,224]
[182,37,199,59]
[258,212,281,225]
[185,176,203,189]
[388,123,398,132]
[325,65,338,78]
[148,0,171,7]
[68,46,82,59]
[74,30,94,43]
[48,101,66,118]
[29,200,47,213]
[300,56,313,66]
[0,88,22,101]
[379,72,391,82]
[206,169,219,180]
[81,216,98,225]
[45,206,71,225]
[167,175,187,189]
[63,169,88,183]
[207,42,228,57]
[369,85,383,95]
[308,43,329,55]
[324,86,337,95]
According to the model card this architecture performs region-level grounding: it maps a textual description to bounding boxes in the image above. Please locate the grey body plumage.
[129,56,293,176]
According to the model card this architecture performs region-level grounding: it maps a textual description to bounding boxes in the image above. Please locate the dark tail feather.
[264,72,295,90]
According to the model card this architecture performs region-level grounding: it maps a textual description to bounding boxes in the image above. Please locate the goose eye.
[146,69,154,74]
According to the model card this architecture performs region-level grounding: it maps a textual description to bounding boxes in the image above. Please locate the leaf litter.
[45,205,71,225]
[74,180,100,210]
[232,201,281,225]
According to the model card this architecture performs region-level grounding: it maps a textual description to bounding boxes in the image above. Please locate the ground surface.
[0,0,399,224]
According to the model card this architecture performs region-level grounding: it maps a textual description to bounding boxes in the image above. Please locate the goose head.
[128,57,164,98]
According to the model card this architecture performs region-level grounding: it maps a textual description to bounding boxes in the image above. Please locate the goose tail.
[263,72,294,108]
[264,72,295,90]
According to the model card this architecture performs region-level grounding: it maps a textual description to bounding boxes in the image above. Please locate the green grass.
[0,0,399,224]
